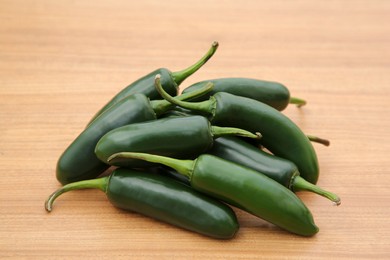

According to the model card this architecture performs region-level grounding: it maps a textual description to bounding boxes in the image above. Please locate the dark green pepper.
[87,42,219,125]
[182,77,306,110]
[155,76,320,184]
[95,116,260,168]
[46,168,239,239]
[56,83,213,185]
[108,152,319,236]
[208,137,340,204]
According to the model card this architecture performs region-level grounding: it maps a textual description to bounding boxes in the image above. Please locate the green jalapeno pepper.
[87,42,219,125]
[56,83,213,185]
[155,75,320,184]
[208,137,339,204]
[108,152,319,237]
[182,77,306,110]
[95,116,260,168]
[46,168,239,239]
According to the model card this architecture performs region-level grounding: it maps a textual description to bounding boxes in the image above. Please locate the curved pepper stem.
[211,126,261,140]
[108,152,194,179]
[292,176,341,206]
[289,97,307,107]
[307,135,330,146]
[155,74,214,115]
[45,177,109,212]
[151,79,214,116]
[172,41,219,85]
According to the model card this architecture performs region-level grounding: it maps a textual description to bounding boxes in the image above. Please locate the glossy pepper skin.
[87,42,219,125]
[182,77,298,111]
[208,137,340,205]
[95,115,260,168]
[108,152,319,237]
[56,83,214,185]
[46,168,239,239]
[56,94,156,185]
[156,80,320,184]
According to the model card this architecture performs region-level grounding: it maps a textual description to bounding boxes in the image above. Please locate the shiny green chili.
[95,115,260,168]
[182,77,306,110]
[46,168,239,239]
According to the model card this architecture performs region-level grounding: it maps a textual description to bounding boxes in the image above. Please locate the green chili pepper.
[155,75,320,184]
[182,77,306,110]
[108,152,319,237]
[208,137,340,204]
[56,83,213,185]
[46,168,239,239]
[87,42,219,125]
[95,115,260,168]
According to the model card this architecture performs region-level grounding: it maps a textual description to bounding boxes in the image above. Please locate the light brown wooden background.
[1,0,389,259]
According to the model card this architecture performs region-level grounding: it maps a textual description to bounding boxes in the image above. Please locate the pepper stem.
[211,126,261,140]
[151,79,214,116]
[289,97,307,107]
[45,177,109,212]
[307,135,330,146]
[172,41,219,85]
[155,74,215,115]
[108,152,193,179]
[292,176,341,206]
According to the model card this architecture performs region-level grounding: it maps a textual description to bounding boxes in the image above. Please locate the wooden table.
[1,1,389,258]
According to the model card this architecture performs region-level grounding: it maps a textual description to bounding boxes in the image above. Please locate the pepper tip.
[333,199,341,206]
[44,199,52,212]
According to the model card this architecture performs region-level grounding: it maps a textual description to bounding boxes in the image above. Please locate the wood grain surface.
[1,0,390,259]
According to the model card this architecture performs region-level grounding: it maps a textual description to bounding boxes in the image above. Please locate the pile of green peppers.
[46,42,340,239]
